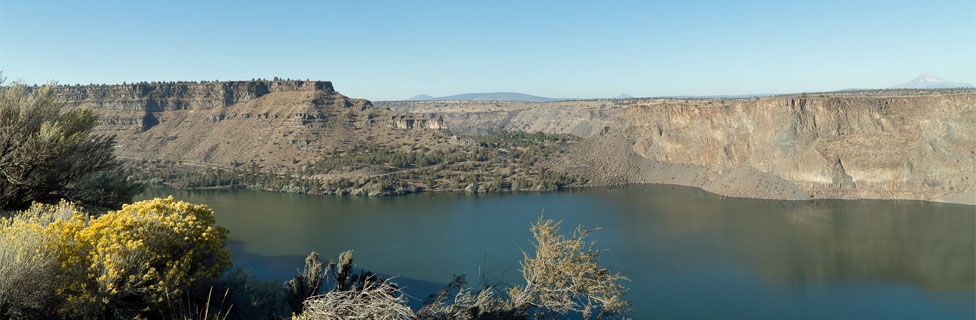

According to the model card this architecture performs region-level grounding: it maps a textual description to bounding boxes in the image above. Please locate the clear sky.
[1,0,974,100]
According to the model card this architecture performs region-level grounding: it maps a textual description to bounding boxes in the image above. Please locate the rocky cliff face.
[564,93,976,203]
[52,80,333,112]
[376,100,625,136]
[52,81,976,203]
[52,81,448,169]
[391,114,447,130]
[388,91,976,203]
[49,80,351,133]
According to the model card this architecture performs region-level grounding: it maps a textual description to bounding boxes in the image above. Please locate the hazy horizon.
[1,0,974,100]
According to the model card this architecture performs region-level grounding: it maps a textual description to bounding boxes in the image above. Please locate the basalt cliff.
[381,90,976,204]
[49,80,448,170]
[46,82,976,203]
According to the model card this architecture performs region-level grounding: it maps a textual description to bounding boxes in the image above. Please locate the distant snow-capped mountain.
[889,74,973,89]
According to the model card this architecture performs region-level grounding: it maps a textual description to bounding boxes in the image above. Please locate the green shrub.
[0,83,142,212]
[286,252,327,314]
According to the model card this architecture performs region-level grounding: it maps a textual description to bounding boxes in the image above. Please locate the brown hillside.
[52,80,450,170]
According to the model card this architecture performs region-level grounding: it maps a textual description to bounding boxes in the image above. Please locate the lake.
[138,184,975,319]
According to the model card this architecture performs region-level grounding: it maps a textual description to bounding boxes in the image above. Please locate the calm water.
[139,184,976,319]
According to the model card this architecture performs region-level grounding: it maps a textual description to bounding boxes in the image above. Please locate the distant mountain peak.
[408,94,434,101]
[890,74,973,89]
[911,73,945,84]
[403,92,556,102]
[615,93,634,99]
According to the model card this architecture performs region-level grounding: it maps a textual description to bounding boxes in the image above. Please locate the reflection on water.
[601,186,975,291]
[139,184,975,319]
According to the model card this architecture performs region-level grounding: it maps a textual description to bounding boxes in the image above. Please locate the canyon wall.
[52,80,333,112]
[388,91,976,203]
[48,81,976,203]
[563,93,976,203]
[49,81,446,169]
[376,100,626,136]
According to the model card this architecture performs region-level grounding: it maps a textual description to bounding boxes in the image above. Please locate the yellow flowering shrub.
[65,197,231,313]
[1,197,230,317]
[0,201,81,315]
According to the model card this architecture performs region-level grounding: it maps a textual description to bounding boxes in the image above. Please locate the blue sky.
[1,0,974,100]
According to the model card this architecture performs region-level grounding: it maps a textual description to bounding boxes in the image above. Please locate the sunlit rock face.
[617,94,976,201]
[44,80,451,169]
[50,80,334,112]
[391,115,447,130]
[46,80,976,202]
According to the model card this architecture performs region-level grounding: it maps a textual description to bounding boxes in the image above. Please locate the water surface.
[139,184,976,319]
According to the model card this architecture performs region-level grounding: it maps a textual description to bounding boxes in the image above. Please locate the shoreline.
[146,180,976,206]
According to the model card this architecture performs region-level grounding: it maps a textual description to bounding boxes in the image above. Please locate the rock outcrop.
[389,90,976,203]
[46,81,976,203]
[567,93,976,203]
[391,115,447,130]
[52,80,333,112]
[377,99,626,136]
[48,80,449,169]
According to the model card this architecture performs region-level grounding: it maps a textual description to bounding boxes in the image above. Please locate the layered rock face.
[51,81,976,202]
[53,80,332,112]
[571,93,976,202]
[389,91,976,203]
[53,81,447,169]
[376,100,625,136]
[391,115,448,130]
